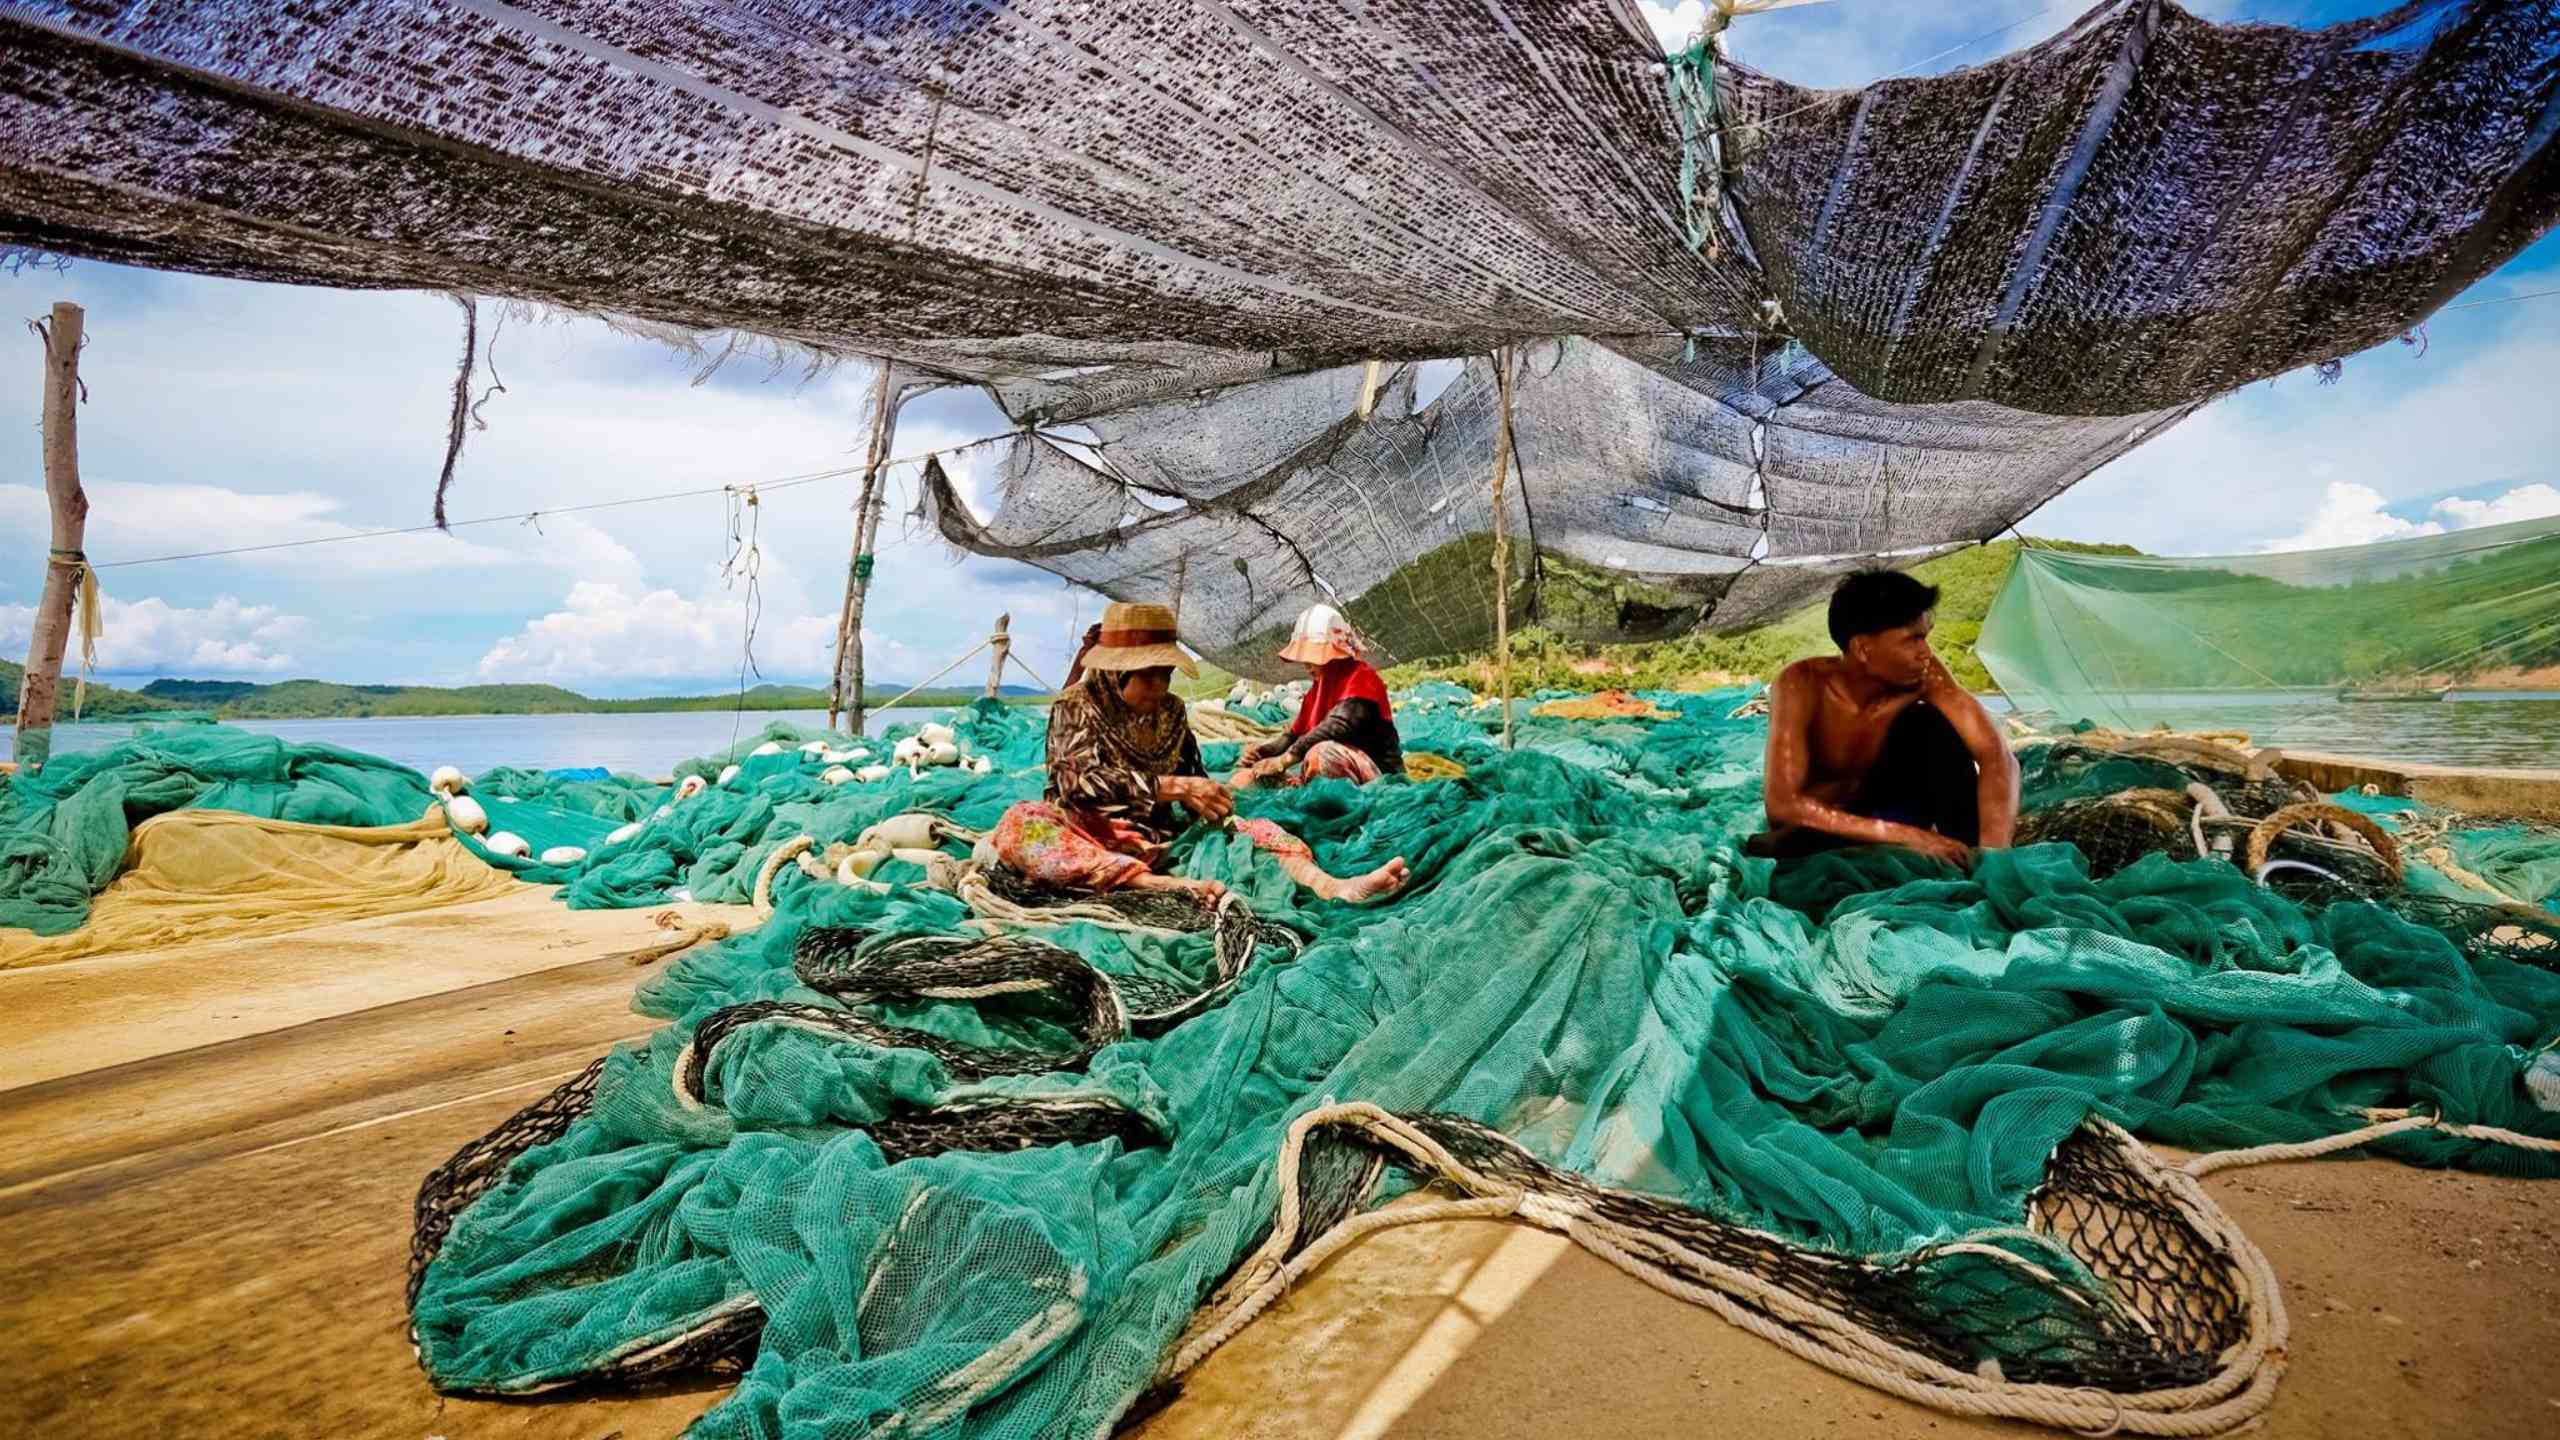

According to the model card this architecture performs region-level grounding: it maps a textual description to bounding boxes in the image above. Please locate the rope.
[2182,1106,2560,1179]
[621,910,734,967]
[753,834,819,917]
[1161,1105,2298,1437]
[873,639,993,716]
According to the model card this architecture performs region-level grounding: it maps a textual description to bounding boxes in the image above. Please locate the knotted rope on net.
[1188,704,1286,744]
[1160,1104,2290,1437]
[406,1045,1158,1395]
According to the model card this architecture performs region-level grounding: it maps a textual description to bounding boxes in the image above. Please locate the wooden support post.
[14,301,86,775]
[827,360,904,735]
[985,613,1011,699]
[1489,346,1517,750]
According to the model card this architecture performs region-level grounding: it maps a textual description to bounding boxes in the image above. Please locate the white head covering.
[1276,603,1362,665]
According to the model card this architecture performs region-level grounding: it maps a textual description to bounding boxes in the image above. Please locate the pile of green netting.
[450,701,1054,907]
[0,718,453,936]
[405,689,2560,1438]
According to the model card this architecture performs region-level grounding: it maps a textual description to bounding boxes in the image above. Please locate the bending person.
[992,602,1410,904]
[1749,570,2018,868]
[1233,603,1404,788]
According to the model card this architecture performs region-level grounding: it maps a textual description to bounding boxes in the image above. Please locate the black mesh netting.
[3,2,2549,411]
[925,336,2196,674]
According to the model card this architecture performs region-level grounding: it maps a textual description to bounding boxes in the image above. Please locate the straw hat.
[1276,603,1362,665]
[1081,601,1197,677]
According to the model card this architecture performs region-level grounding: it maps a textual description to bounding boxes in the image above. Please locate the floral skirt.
[993,801,1307,892]
[1272,741,1381,787]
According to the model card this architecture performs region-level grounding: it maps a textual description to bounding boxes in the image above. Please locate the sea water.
[0,707,948,775]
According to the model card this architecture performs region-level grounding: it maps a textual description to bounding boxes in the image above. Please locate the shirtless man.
[1749,570,2018,868]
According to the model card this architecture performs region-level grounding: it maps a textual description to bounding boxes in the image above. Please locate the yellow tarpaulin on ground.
[0,810,522,970]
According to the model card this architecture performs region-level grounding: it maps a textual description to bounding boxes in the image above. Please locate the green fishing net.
[1978,515,2560,729]
[0,724,444,935]
[406,691,2560,1438]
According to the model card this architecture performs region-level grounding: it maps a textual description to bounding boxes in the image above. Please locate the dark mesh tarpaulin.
[927,339,2194,676]
[0,0,2552,666]
[0,0,2551,409]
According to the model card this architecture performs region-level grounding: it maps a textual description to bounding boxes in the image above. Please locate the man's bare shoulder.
[1774,656,1843,692]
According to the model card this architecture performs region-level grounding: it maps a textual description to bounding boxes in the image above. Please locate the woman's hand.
[1159,775,1235,822]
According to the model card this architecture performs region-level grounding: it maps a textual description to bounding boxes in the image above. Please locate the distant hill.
[4,669,1046,723]
[1381,538,2137,693]
[0,659,174,719]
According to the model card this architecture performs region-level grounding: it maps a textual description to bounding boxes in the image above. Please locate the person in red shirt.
[1232,604,1404,788]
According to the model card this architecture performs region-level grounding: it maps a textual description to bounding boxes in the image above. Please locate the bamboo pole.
[826,361,904,735]
[985,613,1011,699]
[1489,346,1516,750]
[13,302,86,774]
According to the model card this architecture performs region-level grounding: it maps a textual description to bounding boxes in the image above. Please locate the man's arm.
[1763,664,1966,859]
[1923,656,2019,848]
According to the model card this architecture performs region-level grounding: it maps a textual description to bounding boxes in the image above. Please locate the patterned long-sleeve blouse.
[1045,671,1207,847]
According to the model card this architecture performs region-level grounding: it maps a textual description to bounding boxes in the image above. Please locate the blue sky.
[2,0,2554,692]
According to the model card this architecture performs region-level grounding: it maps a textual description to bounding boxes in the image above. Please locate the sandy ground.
[2,893,2555,1439]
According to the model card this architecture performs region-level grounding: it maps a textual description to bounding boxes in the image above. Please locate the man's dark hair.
[1827,570,1939,650]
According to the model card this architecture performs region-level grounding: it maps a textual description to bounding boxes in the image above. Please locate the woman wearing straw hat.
[990,601,1410,904]
[1231,603,1402,789]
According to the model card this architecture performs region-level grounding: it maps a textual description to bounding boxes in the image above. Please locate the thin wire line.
[88,430,1036,571]
[2440,284,2560,312]
[91,468,855,570]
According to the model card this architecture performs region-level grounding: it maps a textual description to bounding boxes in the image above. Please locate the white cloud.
[2429,481,2560,530]
[0,593,305,674]
[2256,482,2444,552]
[2254,479,2560,553]
[1640,1,1710,51]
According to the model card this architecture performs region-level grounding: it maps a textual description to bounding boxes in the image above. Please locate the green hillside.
[0,659,174,719]
[1379,538,2134,693]
[7,670,1041,723]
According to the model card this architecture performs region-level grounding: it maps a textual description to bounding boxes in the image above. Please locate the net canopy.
[403,691,2560,1439]
[1977,513,2560,728]
[928,337,2187,675]
[3,0,2550,410]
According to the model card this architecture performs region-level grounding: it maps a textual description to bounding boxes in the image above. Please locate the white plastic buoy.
[965,755,994,776]
[843,747,871,764]
[889,846,945,869]
[858,813,943,852]
[606,820,644,845]
[443,795,489,835]
[854,764,892,784]
[484,831,530,859]
[838,848,886,882]
[891,735,926,766]
[718,764,742,787]
[750,741,785,758]
[917,722,956,747]
[798,740,832,757]
[675,775,708,801]
[539,844,588,866]
[2530,1050,2560,1114]
[821,765,856,786]
[429,764,468,796]
[926,740,961,767]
